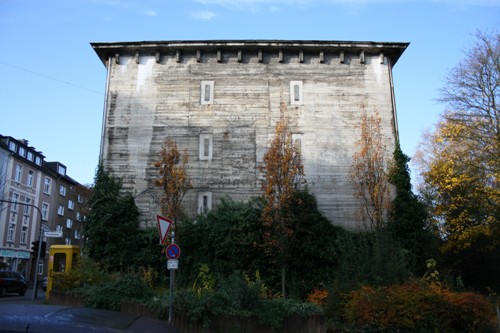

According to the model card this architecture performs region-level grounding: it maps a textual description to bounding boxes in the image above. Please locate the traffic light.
[40,241,46,259]
[31,240,39,258]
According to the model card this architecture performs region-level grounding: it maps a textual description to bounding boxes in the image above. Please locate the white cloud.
[191,10,217,20]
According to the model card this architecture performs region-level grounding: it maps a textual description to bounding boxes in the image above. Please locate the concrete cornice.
[91,39,409,66]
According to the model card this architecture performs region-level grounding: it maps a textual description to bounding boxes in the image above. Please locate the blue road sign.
[166,243,180,260]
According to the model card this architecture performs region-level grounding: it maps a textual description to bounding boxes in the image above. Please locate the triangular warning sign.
[156,215,173,245]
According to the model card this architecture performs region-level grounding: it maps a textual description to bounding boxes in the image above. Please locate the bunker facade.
[92,40,408,229]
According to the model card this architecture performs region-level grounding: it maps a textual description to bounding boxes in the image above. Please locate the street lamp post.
[0,199,44,302]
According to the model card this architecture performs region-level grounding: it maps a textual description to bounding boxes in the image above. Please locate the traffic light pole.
[0,199,44,302]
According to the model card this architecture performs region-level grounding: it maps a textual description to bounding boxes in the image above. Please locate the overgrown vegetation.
[65,29,499,332]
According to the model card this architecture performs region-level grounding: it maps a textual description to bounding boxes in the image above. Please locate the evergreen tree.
[83,164,142,272]
[387,142,437,274]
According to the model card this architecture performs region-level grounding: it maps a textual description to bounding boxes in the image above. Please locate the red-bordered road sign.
[156,215,173,245]
[166,243,181,260]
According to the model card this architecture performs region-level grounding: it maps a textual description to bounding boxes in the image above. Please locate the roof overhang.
[91,39,409,66]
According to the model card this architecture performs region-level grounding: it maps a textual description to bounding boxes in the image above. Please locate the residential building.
[92,40,408,229]
[0,135,86,283]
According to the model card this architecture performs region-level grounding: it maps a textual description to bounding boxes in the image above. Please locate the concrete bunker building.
[92,40,408,229]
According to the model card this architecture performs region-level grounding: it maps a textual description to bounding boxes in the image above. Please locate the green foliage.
[177,197,264,287]
[387,142,438,274]
[84,163,143,272]
[178,192,345,299]
[332,229,412,292]
[174,271,320,330]
[72,272,154,311]
[341,282,497,333]
[52,257,111,292]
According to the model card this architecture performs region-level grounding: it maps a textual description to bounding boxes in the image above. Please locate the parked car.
[0,270,27,297]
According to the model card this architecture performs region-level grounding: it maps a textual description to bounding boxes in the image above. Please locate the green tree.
[176,197,265,288]
[261,102,304,298]
[387,142,437,274]
[83,163,142,272]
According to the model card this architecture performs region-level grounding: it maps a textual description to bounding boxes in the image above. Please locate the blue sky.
[0,0,499,185]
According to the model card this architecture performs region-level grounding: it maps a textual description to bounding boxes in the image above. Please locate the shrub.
[341,282,496,333]
[72,273,154,311]
[173,271,320,330]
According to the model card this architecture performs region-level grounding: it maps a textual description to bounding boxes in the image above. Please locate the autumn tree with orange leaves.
[350,109,392,230]
[154,137,191,235]
[261,102,304,298]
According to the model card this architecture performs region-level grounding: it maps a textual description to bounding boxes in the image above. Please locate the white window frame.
[15,164,22,182]
[57,165,66,176]
[41,202,49,221]
[56,225,63,233]
[27,151,34,161]
[199,134,213,161]
[8,141,16,152]
[74,229,80,240]
[20,227,28,244]
[76,211,81,221]
[19,147,26,157]
[7,223,15,242]
[44,177,52,194]
[35,156,42,166]
[197,191,212,214]
[23,198,31,216]
[66,218,73,229]
[57,205,65,216]
[59,185,66,196]
[200,80,214,105]
[27,170,34,187]
[290,80,303,105]
[11,193,19,212]
[68,200,75,210]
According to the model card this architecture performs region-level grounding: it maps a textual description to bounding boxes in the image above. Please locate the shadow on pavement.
[0,304,179,333]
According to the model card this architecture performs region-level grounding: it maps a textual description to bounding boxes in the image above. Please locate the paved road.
[0,288,179,333]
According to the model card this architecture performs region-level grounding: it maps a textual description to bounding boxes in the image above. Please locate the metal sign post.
[167,231,179,324]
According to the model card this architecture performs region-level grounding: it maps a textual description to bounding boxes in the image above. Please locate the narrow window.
[21,227,28,244]
[57,205,64,216]
[44,177,52,194]
[23,198,31,216]
[27,170,34,187]
[56,225,63,233]
[7,223,15,242]
[68,200,75,210]
[42,203,49,221]
[8,141,16,152]
[290,80,303,105]
[75,229,80,239]
[35,156,42,166]
[11,193,19,211]
[27,152,34,161]
[66,218,73,229]
[198,192,212,214]
[199,134,213,161]
[201,80,214,105]
[59,186,66,196]
[15,164,22,182]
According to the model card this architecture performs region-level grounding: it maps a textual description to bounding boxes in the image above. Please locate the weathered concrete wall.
[96,42,403,230]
